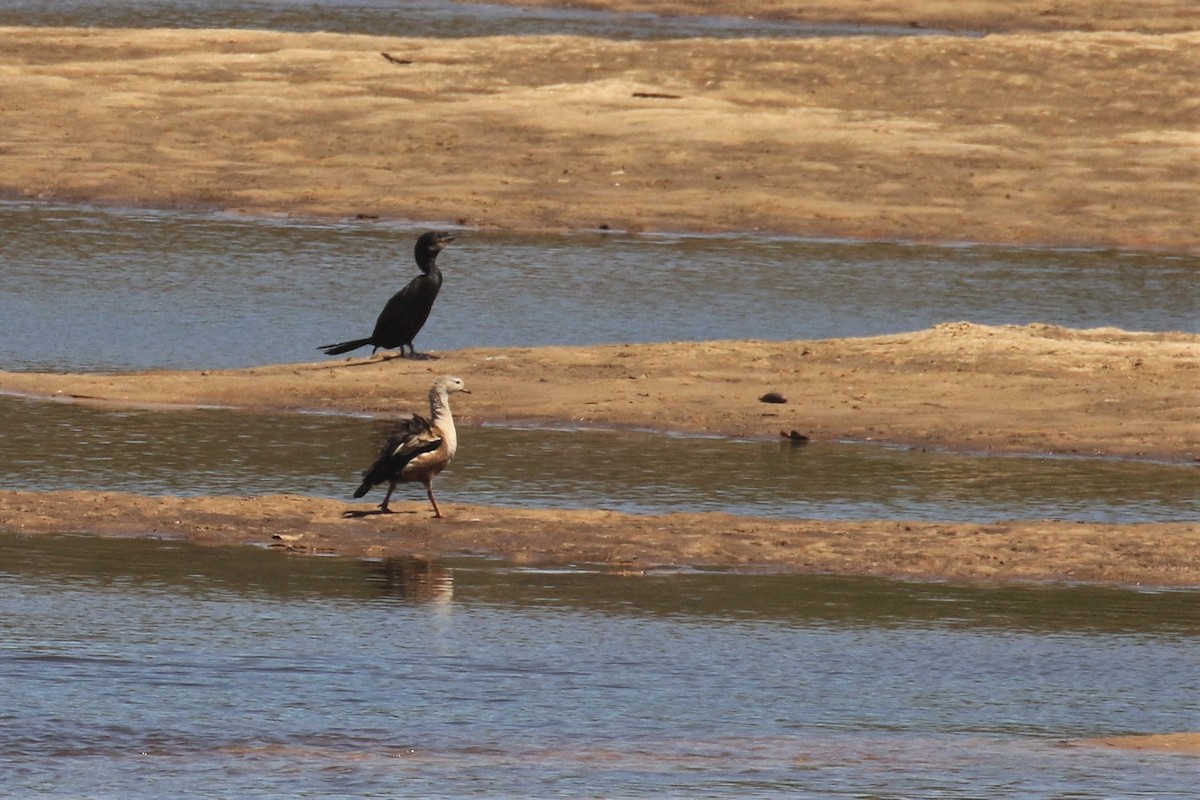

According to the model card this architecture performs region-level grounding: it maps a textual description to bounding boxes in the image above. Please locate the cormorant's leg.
[378,481,397,513]
[425,481,443,518]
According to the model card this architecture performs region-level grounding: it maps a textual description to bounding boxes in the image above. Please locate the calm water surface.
[3,2,1195,794]
[2,396,1196,523]
[3,534,1199,798]
[2,201,1196,372]
[0,0,952,38]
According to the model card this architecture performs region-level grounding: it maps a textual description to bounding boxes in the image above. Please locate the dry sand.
[2,19,1199,249]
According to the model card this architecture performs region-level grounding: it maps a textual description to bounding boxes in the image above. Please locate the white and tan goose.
[353,375,469,517]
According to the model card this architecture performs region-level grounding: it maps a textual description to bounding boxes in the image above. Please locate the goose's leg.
[425,479,443,518]
[379,481,398,513]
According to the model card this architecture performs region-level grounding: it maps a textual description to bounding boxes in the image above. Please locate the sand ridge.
[1,322,1197,590]
[2,323,1197,461]
[3,491,1199,588]
[1,23,1199,249]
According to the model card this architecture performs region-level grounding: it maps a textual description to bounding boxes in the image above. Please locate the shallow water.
[3,1,1197,793]
[3,533,1199,799]
[0,0,952,39]
[2,395,1196,523]
[2,201,1196,373]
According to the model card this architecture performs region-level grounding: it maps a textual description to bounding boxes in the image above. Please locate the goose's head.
[435,375,470,395]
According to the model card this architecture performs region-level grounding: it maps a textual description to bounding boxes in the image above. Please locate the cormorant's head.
[414,231,455,271]
[415,230,456,259]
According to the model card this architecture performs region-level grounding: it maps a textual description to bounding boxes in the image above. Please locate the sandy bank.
[2,25,1198,249]
[3,323,1197,589]
[3,324,1197,461]
[3,491,1199,587]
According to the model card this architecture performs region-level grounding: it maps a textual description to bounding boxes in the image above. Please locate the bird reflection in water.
[365,556,454,603]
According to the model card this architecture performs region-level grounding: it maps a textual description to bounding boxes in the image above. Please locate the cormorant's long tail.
[320,337,373,356]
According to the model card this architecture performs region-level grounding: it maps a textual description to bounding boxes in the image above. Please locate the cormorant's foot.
[405,351,440,361]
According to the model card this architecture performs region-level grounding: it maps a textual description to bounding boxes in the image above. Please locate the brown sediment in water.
[1076,732,1200,754]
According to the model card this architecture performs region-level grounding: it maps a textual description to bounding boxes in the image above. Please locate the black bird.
[320,230,456,358]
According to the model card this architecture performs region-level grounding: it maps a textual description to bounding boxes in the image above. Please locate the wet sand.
[1,323,1197,461]
[1,322,1197,588]
[3,489,1200,587]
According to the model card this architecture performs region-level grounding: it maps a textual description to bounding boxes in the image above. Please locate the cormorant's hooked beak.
[432,232,457,251]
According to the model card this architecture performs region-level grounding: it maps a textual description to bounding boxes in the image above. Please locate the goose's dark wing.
[358,414,442,489]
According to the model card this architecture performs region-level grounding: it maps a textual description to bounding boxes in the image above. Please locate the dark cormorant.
[353,375,470,517]
[320,230,456,358]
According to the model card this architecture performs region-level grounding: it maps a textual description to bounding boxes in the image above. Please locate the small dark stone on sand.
[760,392,788,404]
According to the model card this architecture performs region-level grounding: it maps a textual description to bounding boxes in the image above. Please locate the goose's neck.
[428,387,457,451]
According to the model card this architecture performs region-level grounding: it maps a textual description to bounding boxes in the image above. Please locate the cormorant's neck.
[416,251,440,273]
